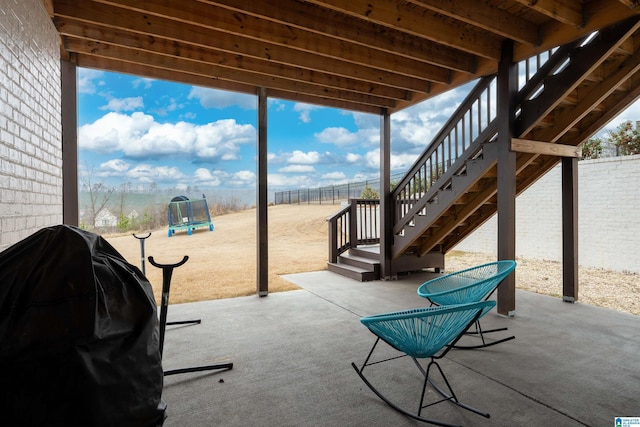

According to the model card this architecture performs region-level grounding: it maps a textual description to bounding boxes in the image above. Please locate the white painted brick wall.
[455,155,640,273]
[0,0,62,251]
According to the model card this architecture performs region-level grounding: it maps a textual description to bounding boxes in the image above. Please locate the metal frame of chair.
[352,301,496,426]
[417,260,517,349]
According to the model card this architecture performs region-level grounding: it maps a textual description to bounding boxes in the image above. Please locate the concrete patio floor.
[160,270,639,426]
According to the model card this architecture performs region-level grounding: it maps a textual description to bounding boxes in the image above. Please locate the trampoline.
[167,195,214,237]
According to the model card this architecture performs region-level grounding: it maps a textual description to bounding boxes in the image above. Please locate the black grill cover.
[0,225,166,426]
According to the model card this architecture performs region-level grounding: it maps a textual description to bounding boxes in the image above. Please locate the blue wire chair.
[352,301,496,426]
[417,260,517,349]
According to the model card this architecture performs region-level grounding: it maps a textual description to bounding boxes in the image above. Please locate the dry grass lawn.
[106,204,640,316]
[107,204,339,303]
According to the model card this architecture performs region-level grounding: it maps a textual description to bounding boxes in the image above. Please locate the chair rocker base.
[454,321,515,350]
[352,339,490,426]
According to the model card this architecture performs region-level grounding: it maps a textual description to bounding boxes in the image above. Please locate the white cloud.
[132,77,154,89]
[194,119,255,161]
[321,171,346,180]
[194,168,222,186]
[154,98,183,116]
[363,148,419,171]
[268,173,315,188]
[287,150,320,164]
[100,96,144,112]
[279,165,316,173]
[389,84,472,151]
[77,68,104,94]
[269,99,286,112]
[188,86,256,110]
[228,170,256,186]
[98,159,131,176]
[193,168,255,187]
[79,112,255,162]
[314,127,359,146]
[126,164,187,183]
[293,103,320,123]
[345,153,362,163]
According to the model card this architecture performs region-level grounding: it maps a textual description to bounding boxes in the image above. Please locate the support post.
[379,109,392,279]
[257,88,268,297]
[61,58,78,226]
[562,157,579,302]
[496,41,517,317]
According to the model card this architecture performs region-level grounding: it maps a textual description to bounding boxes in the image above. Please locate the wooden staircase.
[327,17,640,281]
[392,16,640,258]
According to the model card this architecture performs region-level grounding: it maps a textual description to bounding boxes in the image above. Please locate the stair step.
[338,252,380,272]
[327,262,378,282]
[349,246,379,260]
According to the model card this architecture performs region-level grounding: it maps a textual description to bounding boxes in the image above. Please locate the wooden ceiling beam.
[56,17,411,102]
[201,0,478,74]
[618,0,640,8]
[53,0,435,92]
[515,3,640,61]
[408,0,540,45]
[76,55,384,114]
[513,0,583,27]
[77,54,256,93]
[64,38,398,109]
[94,0,452,83]
[41,0,54,16]
[47,0,640,114]
[304,0,503,60]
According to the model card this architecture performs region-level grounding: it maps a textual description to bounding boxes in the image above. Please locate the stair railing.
[327,44,572,264]
[328,199,380,262]
[392,75,498,235]
[391,42,568,238]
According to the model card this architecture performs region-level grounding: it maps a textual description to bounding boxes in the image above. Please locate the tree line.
[79,166,251,234]
[582,120,640,159]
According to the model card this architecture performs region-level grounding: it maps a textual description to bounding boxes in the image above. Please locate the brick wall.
[454,155,640,274]
[0,0,62,251]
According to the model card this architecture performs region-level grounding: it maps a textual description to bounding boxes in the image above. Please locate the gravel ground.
[446,251,640,316]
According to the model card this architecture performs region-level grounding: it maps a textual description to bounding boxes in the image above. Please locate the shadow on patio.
[160,270,638,426]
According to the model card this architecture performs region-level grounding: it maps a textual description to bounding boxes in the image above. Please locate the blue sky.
[77,68,640,196]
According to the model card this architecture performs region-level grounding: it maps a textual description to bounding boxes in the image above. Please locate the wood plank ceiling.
[45,0,640,115]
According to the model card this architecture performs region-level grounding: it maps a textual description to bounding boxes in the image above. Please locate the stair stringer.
[390,18,640,261]
[391,140,498,258]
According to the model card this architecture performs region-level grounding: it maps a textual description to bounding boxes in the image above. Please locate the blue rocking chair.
[352,301,496,426]
[417,260,517,349]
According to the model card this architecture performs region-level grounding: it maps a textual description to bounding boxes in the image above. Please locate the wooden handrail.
[391,45,563,238]
[327,199,380,262]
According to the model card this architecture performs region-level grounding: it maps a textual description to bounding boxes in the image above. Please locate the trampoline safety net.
[167,194,214,237]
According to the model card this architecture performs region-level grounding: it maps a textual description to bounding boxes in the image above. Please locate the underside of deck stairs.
[391,17,640,261]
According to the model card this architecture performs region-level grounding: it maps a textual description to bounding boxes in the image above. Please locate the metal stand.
[133,232,152,275]
[134,233,200,328]
[148,255,233,377]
